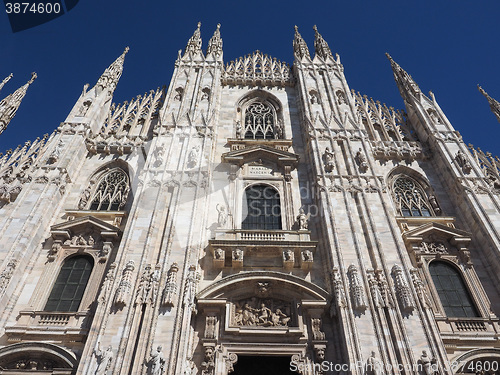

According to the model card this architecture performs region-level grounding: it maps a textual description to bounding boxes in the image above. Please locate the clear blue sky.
[1,1,499,156]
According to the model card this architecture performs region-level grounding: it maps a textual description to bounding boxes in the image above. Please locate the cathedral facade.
[1,23,500,374]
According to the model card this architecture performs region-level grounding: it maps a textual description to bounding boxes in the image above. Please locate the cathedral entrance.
[232,355,298,374]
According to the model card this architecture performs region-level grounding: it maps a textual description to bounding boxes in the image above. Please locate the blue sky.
[1,1,499,156]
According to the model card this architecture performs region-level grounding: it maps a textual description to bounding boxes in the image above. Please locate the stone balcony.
[436,317,500,343]
[208,230,318,270]
[5,310,91,342]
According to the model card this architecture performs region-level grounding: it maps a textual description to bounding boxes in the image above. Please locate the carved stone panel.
[231,297,294,327]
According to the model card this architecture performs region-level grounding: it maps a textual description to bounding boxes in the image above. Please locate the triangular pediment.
[222,145,299,166]
[403,222,471,245]
[51,215,121,241]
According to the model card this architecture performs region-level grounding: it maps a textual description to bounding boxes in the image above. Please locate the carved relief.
[114,260,135,306]
[418,241,447,255]
[99,263,117,304]
[311,317,325,340]
[0,258,18,295]
[330,268,347,317]
[47,139,64,164]
[136,264,161,305]
[204,315,217,339]
[183,265,200,314]
[410,269,432,309]
[232,298,292,327]
[161,263,179,307]
[348,264,367,311]
[391,264,414,312]
[201,346,215,375]
[188,146,200,168]
[419,351,437,375]
[336,90,347,105]
[367,271,385,308]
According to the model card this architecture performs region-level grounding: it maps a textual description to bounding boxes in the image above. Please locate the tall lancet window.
[242,184,282,230]
[392,175,432,217]
[44,256,93,312]
[89,168,130,211]
[244,101,276,139]
[429,261,479,318]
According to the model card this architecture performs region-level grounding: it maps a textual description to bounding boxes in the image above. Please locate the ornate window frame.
[240,182,283,231]
[235,91,285,140]
[5,216,121,342]
[402,223,498,338]
[78,167,130,212]
[389,171,441,217]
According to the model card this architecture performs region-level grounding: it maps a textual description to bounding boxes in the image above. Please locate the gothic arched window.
[244,102,276,139]
[429,261,479,318]
[392,175,432,217]
[242,184,282,230]
[89,168,130,211]
[44,256,94,312]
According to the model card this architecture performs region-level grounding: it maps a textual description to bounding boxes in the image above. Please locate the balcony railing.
[436,317,499,341]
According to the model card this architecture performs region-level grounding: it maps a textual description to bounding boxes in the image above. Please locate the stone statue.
[214,248,224,260]
[216,204,227,226]
[94,344,113,375]
[235,121,243,139]
[149,345,165,375]
[419,351,437,375]
[366,351,383,375]
[323,147,335,172]
[296,208,309,230]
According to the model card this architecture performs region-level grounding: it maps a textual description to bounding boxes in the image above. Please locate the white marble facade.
[0,23,500,375]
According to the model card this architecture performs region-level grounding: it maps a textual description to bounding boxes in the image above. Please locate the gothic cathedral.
[1,23,500,375]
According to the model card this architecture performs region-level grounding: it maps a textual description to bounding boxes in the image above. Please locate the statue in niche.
[323,147,335,172]
[302,249,313,261]
[336,90,347,105]
[283,249,294,261]
[274,119,284,139]
[77,100,92,117]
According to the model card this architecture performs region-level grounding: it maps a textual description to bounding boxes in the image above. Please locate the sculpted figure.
[149,345,165,375]
[94,344,113,375]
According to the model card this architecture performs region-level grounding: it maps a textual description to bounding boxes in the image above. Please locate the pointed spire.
[478,85,500,123]
[313,25,333,60]
[386,53,420,99]
[293,25,310,60]
[95,47,129,95]
[0,72,36,136]
[206,23,223,58]
[184,22,202,56]
[0,73,13,93]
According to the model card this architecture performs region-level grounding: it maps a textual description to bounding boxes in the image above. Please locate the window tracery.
[243,102,276,139]
[85,168,130,211]
[392,175,433,217]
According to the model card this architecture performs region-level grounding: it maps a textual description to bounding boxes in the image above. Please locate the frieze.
[371,140,424,161]
[232,297,293,327]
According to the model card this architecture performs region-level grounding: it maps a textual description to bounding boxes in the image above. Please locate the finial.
[313,24,332,60]
[184,22,203,56]
[293,25,310,60]
[478,85,500,123]
[94,47,129,96]
[0,73,13,93]
[386,54,421,99]
[28,72,37,84]
[124,46,130,54]
[0,72,37,135]
[207,23,223,58]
